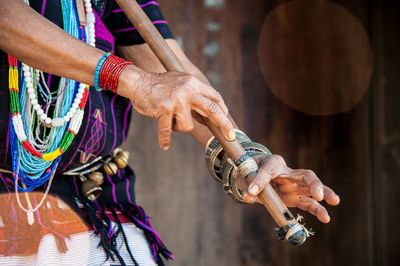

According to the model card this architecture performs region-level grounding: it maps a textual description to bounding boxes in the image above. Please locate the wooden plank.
[372,1,400,265]
[125,1,243,265]
[124,0,381,265]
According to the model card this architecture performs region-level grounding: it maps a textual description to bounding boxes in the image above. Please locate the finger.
[276,183,310,195]
[302,170,324,201]
[248,155,286,196]
[198,84,229,115]
[191,95,235,141]
[281,169,324,201]
[296,196,330,223]
[158,113,173,150]
[323,186,340,206]
[173,105,195,133]
[242,192,258,204]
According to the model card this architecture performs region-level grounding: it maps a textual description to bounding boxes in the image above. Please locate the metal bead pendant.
[103,162,118,176]
[114,154,128,169]
[81,180,102,201]
[88,171,104,186]
[116,150,130,160]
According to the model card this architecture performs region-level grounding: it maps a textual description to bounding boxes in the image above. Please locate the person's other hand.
[238,154,340,223]
[129,71,235,150]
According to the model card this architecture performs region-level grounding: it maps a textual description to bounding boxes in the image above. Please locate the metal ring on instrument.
[221,156,246,203]
[205,136,224,182]
[219,141,272,202]
[205,130,252,183]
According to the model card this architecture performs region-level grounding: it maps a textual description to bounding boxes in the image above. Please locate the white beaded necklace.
[14,0,97,225]
[23,0,96,128]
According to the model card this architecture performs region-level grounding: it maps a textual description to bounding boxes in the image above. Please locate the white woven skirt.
[0,222,158,266]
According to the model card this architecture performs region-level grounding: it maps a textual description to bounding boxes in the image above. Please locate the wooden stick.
[115,0,298,228]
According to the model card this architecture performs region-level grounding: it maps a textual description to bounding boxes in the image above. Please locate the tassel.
[116,203,175,263]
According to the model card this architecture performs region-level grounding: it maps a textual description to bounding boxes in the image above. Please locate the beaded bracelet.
[94,53,132,93]
[99,55,132,93]
[94,52,111,91]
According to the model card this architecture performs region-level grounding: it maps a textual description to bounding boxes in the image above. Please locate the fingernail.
[162,145,169,151]
[228,130,236,141]
[249,184,259,195]
[325,215,331,223]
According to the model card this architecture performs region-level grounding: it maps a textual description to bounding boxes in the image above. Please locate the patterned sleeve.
[102,0,174,46]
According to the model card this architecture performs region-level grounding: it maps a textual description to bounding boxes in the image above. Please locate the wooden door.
[125,0,400,265]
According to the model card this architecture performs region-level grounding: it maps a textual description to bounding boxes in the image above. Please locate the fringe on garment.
[0,172,174,266]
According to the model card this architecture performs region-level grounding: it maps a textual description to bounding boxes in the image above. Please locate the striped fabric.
[0,223,157,266]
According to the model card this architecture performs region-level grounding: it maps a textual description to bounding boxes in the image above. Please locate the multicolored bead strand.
[9,0,95,193]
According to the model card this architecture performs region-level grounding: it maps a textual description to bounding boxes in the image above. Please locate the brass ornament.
[103,161,118,176]
[81,180,102,201]
[114,154,128,169]
[116,150,130,160]
[88,171,104,186]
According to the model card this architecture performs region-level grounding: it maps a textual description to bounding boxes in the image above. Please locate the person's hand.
[129,71,235,150]
[238,154,340,223]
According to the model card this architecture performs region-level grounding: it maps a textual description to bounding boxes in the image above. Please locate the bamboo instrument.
[115,0,310,246]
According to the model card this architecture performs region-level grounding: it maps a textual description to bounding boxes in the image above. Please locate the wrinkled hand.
[238,154,340,223]
[130,71,235,150]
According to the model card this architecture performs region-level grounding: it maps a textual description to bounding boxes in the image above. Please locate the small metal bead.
[103,162,118,176]
[88,171,104,186]
[114,154,128,169]
[116,150,130,160]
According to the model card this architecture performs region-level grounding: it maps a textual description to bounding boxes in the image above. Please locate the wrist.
[117,64,143,101]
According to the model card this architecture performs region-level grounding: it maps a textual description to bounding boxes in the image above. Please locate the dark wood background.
[124,0,400,265]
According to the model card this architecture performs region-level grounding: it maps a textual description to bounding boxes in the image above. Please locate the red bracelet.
[98,54,132,93]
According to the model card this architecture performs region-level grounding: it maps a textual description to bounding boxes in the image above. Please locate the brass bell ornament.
[103,161,118,176]
[81,179,103,201]
[88,171,104,186]
[114,154,128,169]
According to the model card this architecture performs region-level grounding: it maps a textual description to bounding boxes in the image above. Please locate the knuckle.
[212,91,223,101]
[159,127,172,136]
[208,102,220,114]
[181,124,194,132]
[271,154,285,164]
[304,169,316,177]
[181,74,197,87]
[161,101,174,113]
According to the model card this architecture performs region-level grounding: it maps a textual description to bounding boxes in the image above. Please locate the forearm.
[117,39,236,147]
[0,0,140,100]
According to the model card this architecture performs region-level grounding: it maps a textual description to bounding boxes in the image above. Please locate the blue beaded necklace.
[12,0,85,191]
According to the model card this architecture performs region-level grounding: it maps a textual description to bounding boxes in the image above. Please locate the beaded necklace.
[8,0,96,223]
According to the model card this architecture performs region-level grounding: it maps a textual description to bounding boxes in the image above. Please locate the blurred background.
[124,0,400,265]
